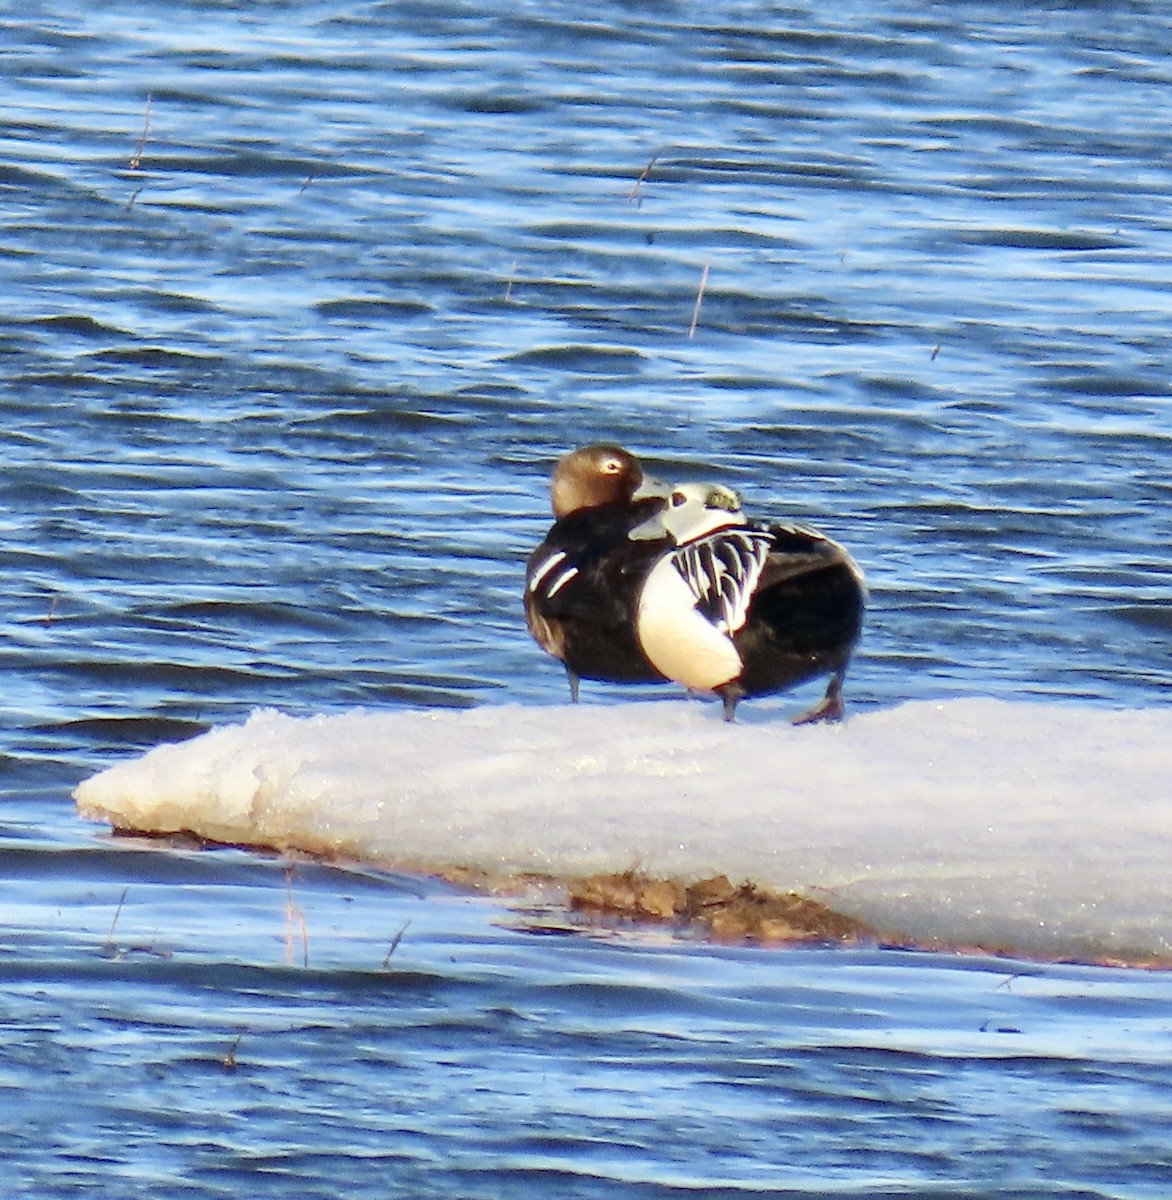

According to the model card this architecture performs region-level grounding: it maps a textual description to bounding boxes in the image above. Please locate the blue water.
[2,2,1171,1195]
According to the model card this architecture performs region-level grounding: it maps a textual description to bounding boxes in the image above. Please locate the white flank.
[636,556,742,690]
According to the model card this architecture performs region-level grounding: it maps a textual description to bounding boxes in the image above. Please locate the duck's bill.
[628,507,672,541]
[631,472,672,502]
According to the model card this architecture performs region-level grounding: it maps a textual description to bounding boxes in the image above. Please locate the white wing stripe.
[527,549,568,593]
[543,564,580,599]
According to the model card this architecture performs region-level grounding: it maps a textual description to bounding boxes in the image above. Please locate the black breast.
[525,498,669,684]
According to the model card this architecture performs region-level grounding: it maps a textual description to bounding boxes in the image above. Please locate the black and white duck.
[630,481,866,722]
[524,447,865,722]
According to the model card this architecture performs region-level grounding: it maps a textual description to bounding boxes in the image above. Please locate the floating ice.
[75,699,1172,962]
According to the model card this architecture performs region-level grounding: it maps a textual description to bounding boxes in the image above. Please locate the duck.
[525,446,866,723]
[524,444,672,702]
[629,481,866,722]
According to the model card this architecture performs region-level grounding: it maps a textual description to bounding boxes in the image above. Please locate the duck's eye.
[601,458,622,474]
[670,490,687,507]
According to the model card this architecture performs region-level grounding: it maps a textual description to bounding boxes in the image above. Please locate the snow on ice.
[75,698,1172,962]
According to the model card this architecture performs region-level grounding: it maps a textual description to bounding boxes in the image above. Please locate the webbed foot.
[791,673,844,726]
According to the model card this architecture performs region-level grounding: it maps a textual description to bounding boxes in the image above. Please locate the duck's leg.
[716,681,745,723]
[565,666,581,704]
[791,672,844,726]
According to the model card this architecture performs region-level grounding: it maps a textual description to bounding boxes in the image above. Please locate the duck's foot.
[566,668,581,704]
[791,674,844,726]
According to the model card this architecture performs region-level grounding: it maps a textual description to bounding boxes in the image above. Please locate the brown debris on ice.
[568,871,874,946]
[432,865,874,946]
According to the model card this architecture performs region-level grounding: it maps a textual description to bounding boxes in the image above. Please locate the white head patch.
[629,482,746,543]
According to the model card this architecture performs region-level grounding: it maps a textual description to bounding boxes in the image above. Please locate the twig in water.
[283,865,309,968]
[930,343,941,361]
[221,1032,243,1071]
[298,169,317,195]
[129,94,152,171]
[503,259,518,303]
[381,922,411,970]
[102,887,129,956]
[98,888,171,960]
[628,152,659,207]
[687,262,710,339]
[126,185,144,212]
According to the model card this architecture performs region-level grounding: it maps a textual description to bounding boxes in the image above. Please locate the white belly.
[636,558,742,691]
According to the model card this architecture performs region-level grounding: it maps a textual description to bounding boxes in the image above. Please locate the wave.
[74,698,1172,965]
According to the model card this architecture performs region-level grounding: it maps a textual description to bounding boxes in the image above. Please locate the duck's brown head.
[549,444,645,518]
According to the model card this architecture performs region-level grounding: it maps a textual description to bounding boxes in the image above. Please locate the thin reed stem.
[381,922,411,969]
[283,865,309,968]
[129,95,152,171]
[688,262,710,338]
[628,152,659,206]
